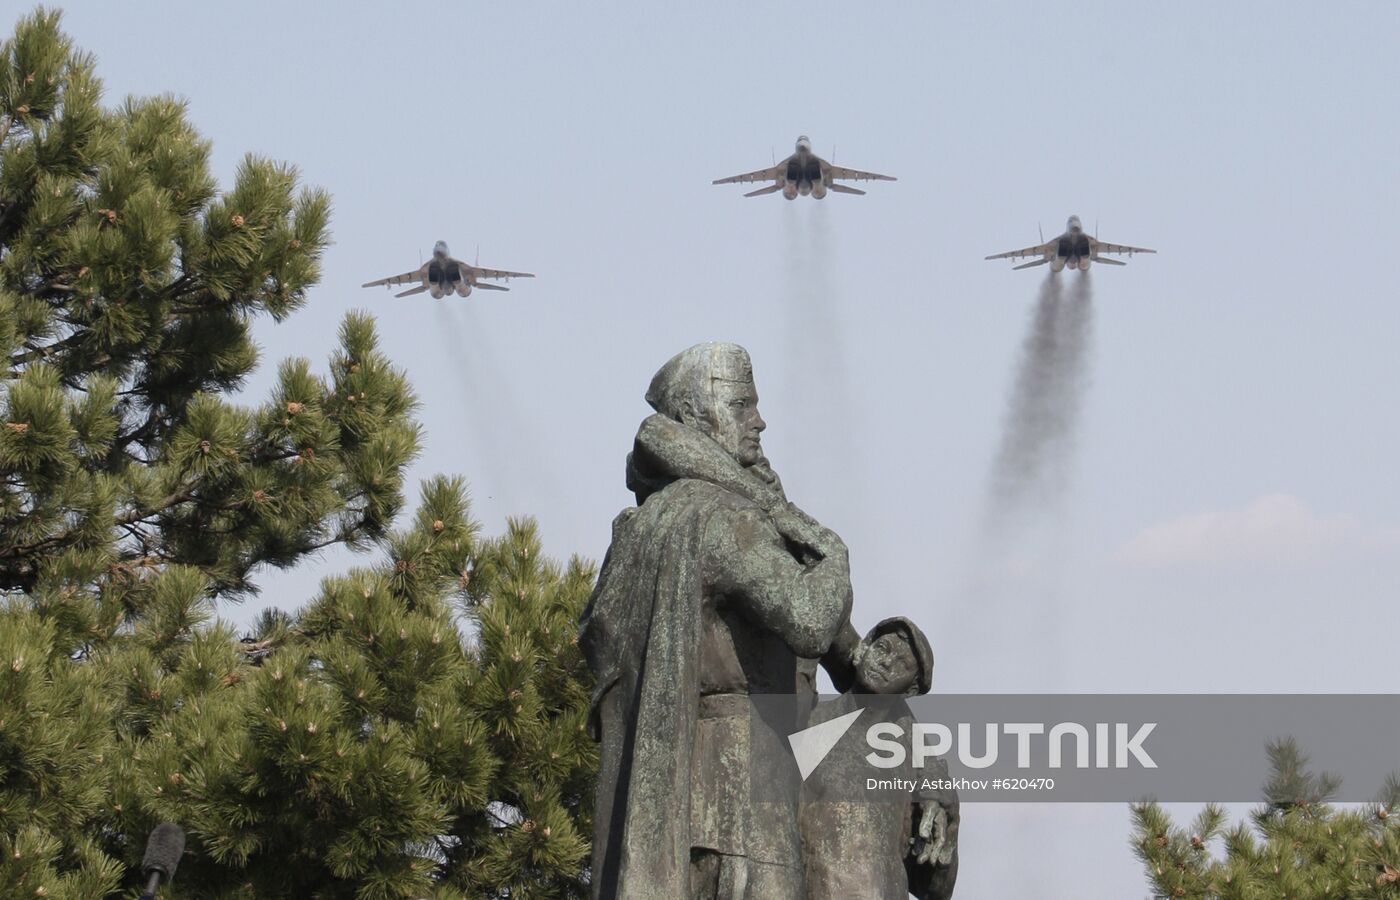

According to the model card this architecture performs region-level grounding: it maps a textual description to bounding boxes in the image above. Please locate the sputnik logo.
[787,709,863,781]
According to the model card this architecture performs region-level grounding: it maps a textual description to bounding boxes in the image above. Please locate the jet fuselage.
[1046,217,1092,271]
[782,151,825,199]
[1051,232,1094,271]
[425,245,472,298]
[425,260,472,298]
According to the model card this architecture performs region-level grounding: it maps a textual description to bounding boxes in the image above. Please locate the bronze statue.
[580,343,957,899]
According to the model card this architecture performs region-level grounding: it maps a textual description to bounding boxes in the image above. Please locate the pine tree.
[1,9,595,897]
[442,516,595,898]
[0,7,414,609]
[1132,739,1400,899]
[113,480,595,898]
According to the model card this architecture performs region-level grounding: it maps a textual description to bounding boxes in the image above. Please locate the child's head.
[855,618,933,696]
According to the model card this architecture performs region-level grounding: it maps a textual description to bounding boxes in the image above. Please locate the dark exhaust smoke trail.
[432,303,563,502]
[432,304,504,484]
[953,274,1092,696]
[985,272,1095,530]
[781,203,856,507]
[782,202,844,393]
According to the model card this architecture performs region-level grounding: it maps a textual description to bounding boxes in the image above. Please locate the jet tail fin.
[1013,258,1051,271]
[472,281,510,291]
[743,184,783,197]
[1093,256,1126,266]
[394,285,428,297]
[828,183,866,195]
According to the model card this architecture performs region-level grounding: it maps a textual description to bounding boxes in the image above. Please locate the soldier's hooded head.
[646,342,767,468]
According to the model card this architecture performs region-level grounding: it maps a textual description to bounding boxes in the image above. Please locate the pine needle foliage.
[1132,739,1400,899]
[1,9,595,897]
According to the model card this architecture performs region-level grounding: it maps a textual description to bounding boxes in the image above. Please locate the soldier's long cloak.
[579,417,786,900]
[582,477,738,899]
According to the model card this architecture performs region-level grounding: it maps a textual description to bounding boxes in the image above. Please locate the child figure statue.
[800,617,959,900]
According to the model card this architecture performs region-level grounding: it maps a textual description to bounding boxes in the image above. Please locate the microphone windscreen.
[141,823,185,882]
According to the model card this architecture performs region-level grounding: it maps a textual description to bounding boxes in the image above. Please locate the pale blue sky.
[37,2,1400,896]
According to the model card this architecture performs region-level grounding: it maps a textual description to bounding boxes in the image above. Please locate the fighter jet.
[985,217,1156,271]
[361,241,534,298]
[712,135,896,199]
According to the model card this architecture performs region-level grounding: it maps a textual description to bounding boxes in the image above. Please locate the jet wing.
[825,164,896,183]
[459,261,535,281]
[712,163,785,186]
[362,266,424,289]
[1090,238,1156,256]
[985,243,1052,262]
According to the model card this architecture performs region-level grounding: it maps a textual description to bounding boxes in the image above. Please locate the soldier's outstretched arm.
[706,507,853,658]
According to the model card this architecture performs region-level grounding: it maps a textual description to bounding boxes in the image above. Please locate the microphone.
[139,823,185,899]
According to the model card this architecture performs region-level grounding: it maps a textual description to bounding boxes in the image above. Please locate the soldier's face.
[857,632,919,695]
[707,380,766,467]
